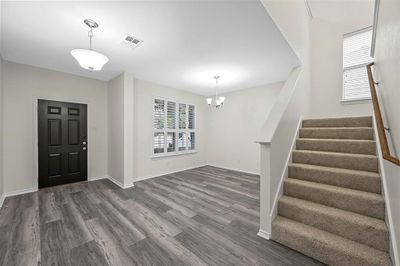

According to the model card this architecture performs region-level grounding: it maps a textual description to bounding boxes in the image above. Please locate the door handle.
[83,147,87,151]
[83,142,87,145]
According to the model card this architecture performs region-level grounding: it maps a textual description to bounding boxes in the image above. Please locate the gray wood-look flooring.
[0,166,323,265]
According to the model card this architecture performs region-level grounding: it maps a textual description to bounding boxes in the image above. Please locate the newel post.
[258,142,272,240]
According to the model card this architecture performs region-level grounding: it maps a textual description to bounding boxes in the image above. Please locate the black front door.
[38,100,88,188]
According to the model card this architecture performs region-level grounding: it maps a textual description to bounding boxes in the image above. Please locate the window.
[153,98,196,156]
[342,27,373,102]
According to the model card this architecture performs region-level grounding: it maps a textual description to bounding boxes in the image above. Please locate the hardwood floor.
[0,166,323,265]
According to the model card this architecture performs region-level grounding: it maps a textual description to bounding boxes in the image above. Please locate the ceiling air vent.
[121,34,143,49]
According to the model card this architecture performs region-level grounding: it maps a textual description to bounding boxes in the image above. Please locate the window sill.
[151,150,197,159]
[340,98,372,105]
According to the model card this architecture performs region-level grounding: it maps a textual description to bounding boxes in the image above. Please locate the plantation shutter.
[167,101,176,129]
[179,104,187,129]
[188,105,195,150]
[188,105,195,130]
[153,99,165,130]
[342,28,373,101]
[153,98,196,156]
[153,99,165,153]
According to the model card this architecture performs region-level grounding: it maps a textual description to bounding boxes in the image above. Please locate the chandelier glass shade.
[207,76,225,108]
[71,49,109,71]
[71,19,109,71]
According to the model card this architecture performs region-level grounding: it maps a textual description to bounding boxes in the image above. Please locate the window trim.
[342,26,373,103]
[151,96,197,158]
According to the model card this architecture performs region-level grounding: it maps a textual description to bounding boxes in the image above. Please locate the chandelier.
[206,76,225,108]
[71,19,109,71]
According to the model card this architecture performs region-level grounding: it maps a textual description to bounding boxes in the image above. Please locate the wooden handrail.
[367,62,400,166]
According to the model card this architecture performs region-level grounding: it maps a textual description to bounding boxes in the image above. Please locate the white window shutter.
[179,104,187,129]
[167,101,176,129]
[167,132,176,152]
[188,132,195,150]
[188,105,195,130]
[153,99,165,129]
[153,132,165,154]
[153,98,196,156]
[178,132,187,151]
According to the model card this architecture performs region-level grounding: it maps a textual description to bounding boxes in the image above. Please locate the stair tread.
[288,163,381,193]
[302,116,372,128]
[299,127,374,140]
[300,127,373,130]
[297,138,375,143]
[289,163,380,178]
[285,178,385,219]
[292,150,378,173]
[293,149,377,159]
[285,178,383,202]
[272,216,391,266]
[280,195,387,230]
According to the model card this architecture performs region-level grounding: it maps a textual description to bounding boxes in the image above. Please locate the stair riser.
[302,117,372,128]
[288,165,381,193]
[299,128,374,140]
[292,151,378,172]
[278,200,389,252]
[296,139,376,155]
[272,221,390,266]
[284,181,385,219]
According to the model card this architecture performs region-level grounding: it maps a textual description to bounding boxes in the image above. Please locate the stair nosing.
[300,127,373,130]
[293,149,378,159]
[285,178,384,200]
[297,138,376,143]
[272,216,390,262]
[288,163,380,178]
[279,195,387,230]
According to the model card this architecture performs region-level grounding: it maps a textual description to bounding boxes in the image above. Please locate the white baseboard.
[107,176,134,189]
[206,164,259,176]
[5,187,37,198]
[88,176,107,182]
[257,229,271,240]
[1,176,108,203]
[0,194,5,209]
[133,164,208,184]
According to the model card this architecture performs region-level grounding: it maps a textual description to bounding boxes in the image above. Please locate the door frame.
[33,96,91,191]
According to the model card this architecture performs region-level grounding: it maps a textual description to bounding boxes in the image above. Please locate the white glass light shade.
[206,98,212,105]
[219,96,225,104]
[71,49,109,71]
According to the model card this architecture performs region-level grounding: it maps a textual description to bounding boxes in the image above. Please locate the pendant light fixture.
[206,76,225,108]
[71,19,109,71]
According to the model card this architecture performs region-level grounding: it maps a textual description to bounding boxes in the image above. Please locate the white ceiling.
[1,1,299,95]
[308,0,375,30]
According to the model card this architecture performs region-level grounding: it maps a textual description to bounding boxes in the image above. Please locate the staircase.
[271,116,392,266]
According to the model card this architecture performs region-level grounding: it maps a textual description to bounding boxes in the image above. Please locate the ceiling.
[307,0,375,30]
[1,1,299,96]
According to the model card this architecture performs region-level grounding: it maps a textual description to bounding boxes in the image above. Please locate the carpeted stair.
[271,116,392,266]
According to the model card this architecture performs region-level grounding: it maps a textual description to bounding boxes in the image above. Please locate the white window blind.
[153,98,196,156]
[342,27,373,101]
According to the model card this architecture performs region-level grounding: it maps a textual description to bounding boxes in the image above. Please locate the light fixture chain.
[88,28,94,50]
[214,76,219,102]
